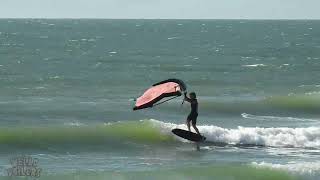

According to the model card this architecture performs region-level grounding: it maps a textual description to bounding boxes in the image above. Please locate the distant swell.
[241,113,318,122]
[194,94,320,115]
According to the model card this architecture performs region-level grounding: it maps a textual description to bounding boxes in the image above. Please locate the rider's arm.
[184,92,191,103]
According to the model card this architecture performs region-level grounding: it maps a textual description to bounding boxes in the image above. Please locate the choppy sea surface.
[0,19,320,180]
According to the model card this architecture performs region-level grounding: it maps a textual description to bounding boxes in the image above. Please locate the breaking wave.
[152,119,320,148]
[1,119,320,149]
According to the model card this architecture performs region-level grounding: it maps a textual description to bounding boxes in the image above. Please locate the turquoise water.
[0,19,320,179]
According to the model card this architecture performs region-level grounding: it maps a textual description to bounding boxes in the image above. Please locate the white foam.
[167,37,180,40]
[305,91,320,95]
[252,161,320,175]
[79,101,97,105]
[50,76,60,79]
[64,122,85,127]
[34,86,46,90]
[149,119,320,148]
[242,64,266,67]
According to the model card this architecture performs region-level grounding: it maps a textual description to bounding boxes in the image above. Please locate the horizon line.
[0,17,320,21]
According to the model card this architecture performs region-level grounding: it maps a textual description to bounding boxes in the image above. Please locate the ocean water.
[0,19,320,180]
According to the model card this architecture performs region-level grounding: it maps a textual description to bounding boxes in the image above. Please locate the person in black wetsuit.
[184,92,200,135]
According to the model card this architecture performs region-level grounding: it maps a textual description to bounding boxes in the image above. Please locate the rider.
[184,92,200,135]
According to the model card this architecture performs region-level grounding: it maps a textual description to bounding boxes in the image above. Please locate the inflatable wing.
[133,79,187,110]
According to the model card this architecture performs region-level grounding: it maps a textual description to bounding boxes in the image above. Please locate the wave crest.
[151,119,320,148]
